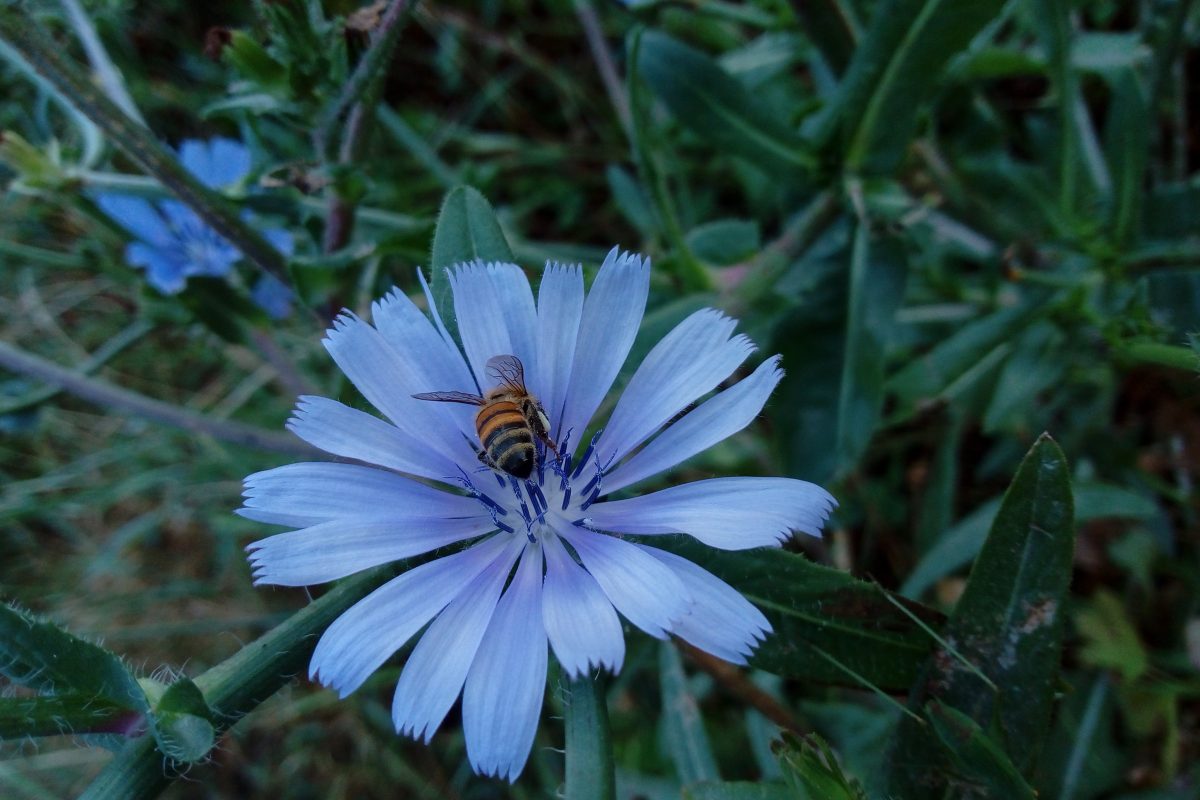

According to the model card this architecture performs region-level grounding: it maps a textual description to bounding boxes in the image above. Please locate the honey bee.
[413,354,556,479]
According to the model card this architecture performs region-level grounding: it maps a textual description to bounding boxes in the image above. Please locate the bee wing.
[485,354,528,392]
[411,390,485,405]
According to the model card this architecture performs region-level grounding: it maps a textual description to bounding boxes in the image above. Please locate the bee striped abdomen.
[477,401,535,478]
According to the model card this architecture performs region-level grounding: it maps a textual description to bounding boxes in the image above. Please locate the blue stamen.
[580,488,601,511]
[496,520,516,534]
[559,455,572,489]
[571,434,600,480]
[580,470,601,498]
[560,486,572,511]
[493,471,507,487]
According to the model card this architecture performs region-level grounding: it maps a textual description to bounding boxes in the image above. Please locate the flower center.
[457,430,608,542]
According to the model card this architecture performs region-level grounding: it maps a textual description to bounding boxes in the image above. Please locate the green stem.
[1113,341,1199,373]
[0,3,291,287]
[563,670,615,800]
[730,189,840,312]
[79,568,390,800]
[313,0,414,161]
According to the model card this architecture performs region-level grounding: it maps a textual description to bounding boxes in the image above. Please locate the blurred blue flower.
[95,138,293,316]
[240,248,835,781]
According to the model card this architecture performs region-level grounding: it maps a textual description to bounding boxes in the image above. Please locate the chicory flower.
[95,138,293,317]
[240,248,835,780]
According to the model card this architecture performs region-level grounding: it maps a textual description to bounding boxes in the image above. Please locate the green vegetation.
[1,0,1197,797]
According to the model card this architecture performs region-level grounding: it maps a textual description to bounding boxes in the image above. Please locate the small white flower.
[240,247,835,780]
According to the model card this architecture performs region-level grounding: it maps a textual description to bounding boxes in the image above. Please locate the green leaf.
[0,603,146,716]
[140,677,217,764]
[887,435,1075,794]
[902,481,1157,598]
[0,693,136,740]
[429,185,514,340]
[982,322,1065,434]
[789,0,860,75]
[835,221,907,473]
[659,643,719,785]
[829,0,1007,175]
[563,670,615,800]
[1141,270,1200,337]
[1103,68,1149,245]
[774,732,868,800]
[926,702,1037,799]
[1075,590,1149,681]
[887,303,1040,423]
[636,31,814,178]
[685,219,761,266]
[650,539,942,691]
[682,782,794,800]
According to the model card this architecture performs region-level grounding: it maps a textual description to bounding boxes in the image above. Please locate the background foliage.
[0,0,1197,798]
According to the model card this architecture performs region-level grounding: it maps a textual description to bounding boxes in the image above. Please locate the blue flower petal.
[179,137,251,189]
[322,313,480,468]
[239,462,486,528]
[598,308,754,465]
[586,477,835,550]
[463,543,547,782]
[287,395,458,481]
[309,536,510,698]
[371,287,477,442]
[246,516,495,587]
[641,545,772,664]
[542,534,624,676]
[393,536,524,742]
[554,520,690,640]
[558,248,650,445]
[534,262,584,438]
[449,261,540,391]
[602,355,784,494]
[263,226,295,256]
[126,242,187,294]
[95,194,170,246]
[251,274,293,320]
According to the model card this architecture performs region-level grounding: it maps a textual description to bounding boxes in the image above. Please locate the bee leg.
[528,402,559,458]
[476,448,501,472]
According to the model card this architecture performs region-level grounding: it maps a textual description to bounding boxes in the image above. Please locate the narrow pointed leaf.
[429,185,514,338]
[648,539,942,691]
[0,603,146,716]
[886,434,1075,796]
[683,783,794,800]
[835,222,907,473]
[927,702,1037,800]
[636,31,814,178]
[0,694,138,740]
[660,642,719,785]
[788,0,860,74]
[829,0,1006,175]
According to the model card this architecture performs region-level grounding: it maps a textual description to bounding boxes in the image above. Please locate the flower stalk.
[563,670,615,800]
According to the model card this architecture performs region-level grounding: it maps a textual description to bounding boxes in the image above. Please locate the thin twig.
[571,0,630,135]
[0,318,153,415]
[59,0,144,125]
[246,328,318,398]
[313,0,414,162]
[675,640,804,734]
[0,339,316,457]
[318,0,415,253]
